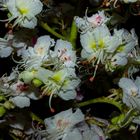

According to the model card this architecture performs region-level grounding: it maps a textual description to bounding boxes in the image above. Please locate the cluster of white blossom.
[0,0,140,139]
[75,11,139,78]
[0,0,80,112]
[0,35,80,111]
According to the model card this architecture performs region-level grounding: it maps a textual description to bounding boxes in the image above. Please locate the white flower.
[72,122,105,140]
[79,22,138,74]
[104,35,122,53]
[34,35,55,53]
[80,25,110,54]
[62,122,105,140]
[1,0,43,28]
[10,80,28,94]
[86,11,109,27]
[118,77,140,110]
[106,29,138,71]
[44,108,85,140]
[44,108,105,140]
[80,25,111,77]
[53,39,76,68]
[0,46,13,58]
[0,67,20,95]
[0,33,14,58]
[21,37,76,70]
[21,35,55,69]
[119,77,138,97]
[10,80,40,100]
[35,67,80,110]
[0,32,27,58]
[106,53,128,71]
[10,96,30,108]
[36,68,80,99]
[115,29,138,54]
[32,35,54,58]
[74,10,109,33]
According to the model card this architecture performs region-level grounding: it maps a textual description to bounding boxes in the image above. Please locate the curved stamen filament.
[11,53,26,64]
[90,51,103,82]
[0,16,15,23]
[12,16,24,27]
[49,91,55,113]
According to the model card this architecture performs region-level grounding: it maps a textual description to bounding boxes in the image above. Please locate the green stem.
[75,97,123,112]
[40,22,66,40]
[69,19,78,49]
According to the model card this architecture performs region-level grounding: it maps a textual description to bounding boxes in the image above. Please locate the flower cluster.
[1,0,140,139]
[75,11,139,78]
[0,34,80,111]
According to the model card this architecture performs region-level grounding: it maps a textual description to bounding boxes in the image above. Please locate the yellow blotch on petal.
[18,7,29,15]
[90,41,96,50]
[52,71,63,83]
[98,39,104,48]
[36,47,45,55]
[116,45,125,52]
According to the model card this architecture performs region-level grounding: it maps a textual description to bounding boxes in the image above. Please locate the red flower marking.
[96,15,102,25]
[17,83,29,92]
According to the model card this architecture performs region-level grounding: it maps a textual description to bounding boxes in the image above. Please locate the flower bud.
[3,101,15,110]
[19,71,35,84]
[0,95,6,102]
[32,78,43,87]
[0,106,6,117]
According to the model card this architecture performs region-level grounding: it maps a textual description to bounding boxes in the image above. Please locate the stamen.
[85,7,89,21]
[12,16,23,27]
[0,7,7,10]
[113,0,119,8]
[0,16,15,23]
[89,51,102,82]
[109,0,118,8]
[0,18,11,22]
[42,85,49,95]
[49,91,55,113]
[11,53,26,64]
[0,3,7,10]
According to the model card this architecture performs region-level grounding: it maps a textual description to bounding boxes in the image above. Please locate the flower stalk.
[69,19,78,49]
[75,97,123,112]
[40,21,66,40]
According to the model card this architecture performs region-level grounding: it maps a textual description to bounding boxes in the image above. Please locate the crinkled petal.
[118,77,138,96]
[10,96,30,108]
[20,17,37,29]
[0,47,13,57]
[58,90,77,100]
